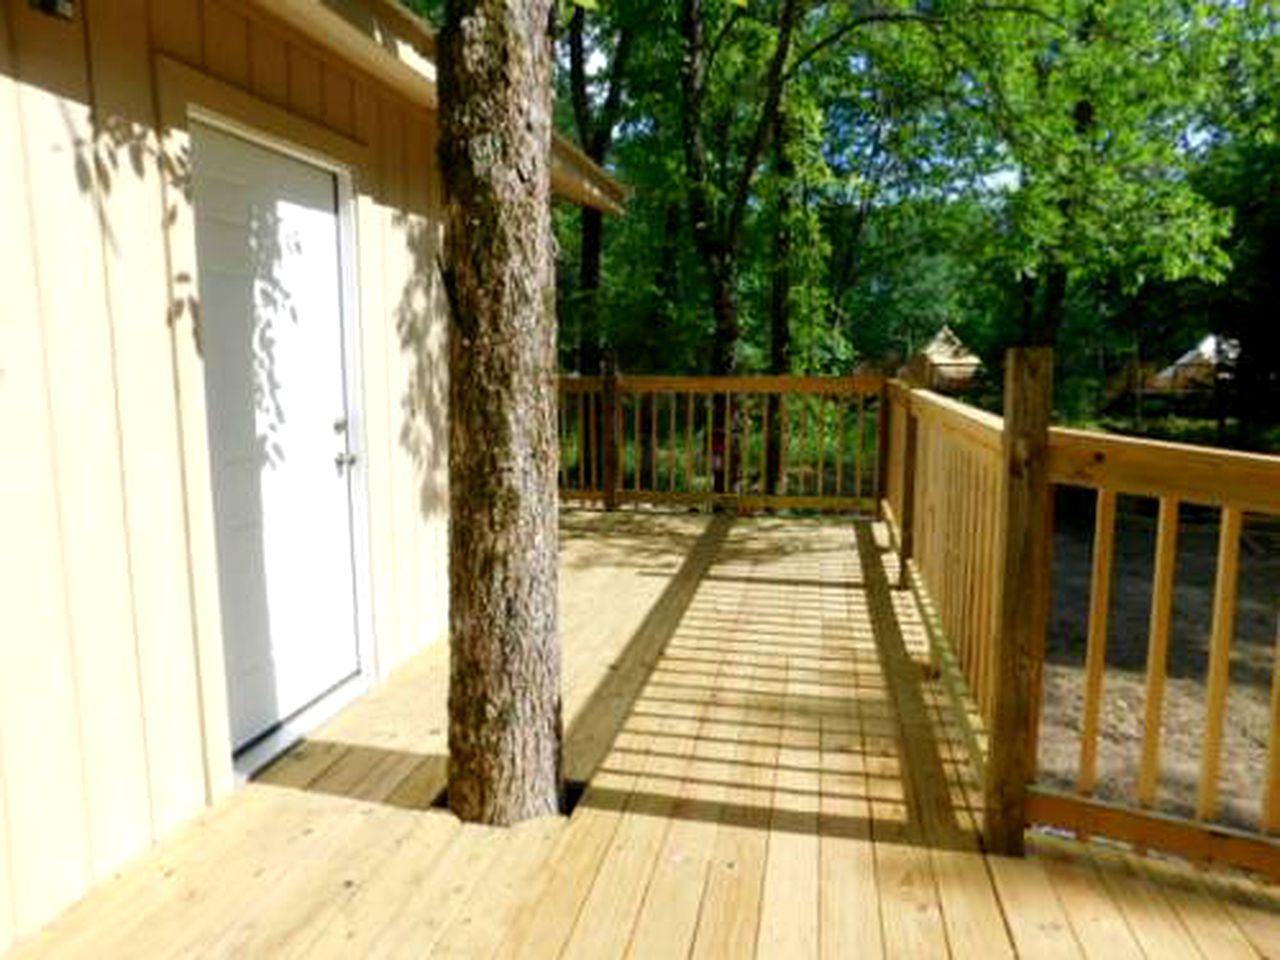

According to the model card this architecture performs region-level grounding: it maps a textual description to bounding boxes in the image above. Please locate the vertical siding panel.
[85,0,209,840]
[402,104,428,658]
[246,19,287,108]
[0,13,71,950]
[354,84,397,677]
[202,0,249,89]
[321,62,353,138]
[286,43,322,121]
[1,5,95,935]
[0,16,24,952]
[149,0,203,65]
[0,740,11,952]
[12,0,157,888]
[380,97,413,670]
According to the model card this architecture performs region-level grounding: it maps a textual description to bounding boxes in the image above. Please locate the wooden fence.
[558,374,884,513]
[883,358,1280,876]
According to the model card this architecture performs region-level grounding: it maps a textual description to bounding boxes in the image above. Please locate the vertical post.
[601,362,619,510]
[984,347,1053,856]
[875,377,891,515]
[897,399,918,589]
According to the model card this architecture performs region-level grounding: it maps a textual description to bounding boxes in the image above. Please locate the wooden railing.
[559,373,884,513]
[883,360,1280,877]
[1033,428,1280,878]
[883,381,1006,722]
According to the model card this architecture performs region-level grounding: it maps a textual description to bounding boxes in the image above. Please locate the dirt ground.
[1037,488,1279,832]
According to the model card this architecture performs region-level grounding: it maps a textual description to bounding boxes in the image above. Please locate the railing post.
[897,394,918,589]
[875,377,890,515]
[985,346,1053,856]
[601,362,619,511]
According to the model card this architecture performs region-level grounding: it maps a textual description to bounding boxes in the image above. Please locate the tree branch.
[568,6,594,148]
[590,26,634,160]
[725,0,803,249]
[787,4,1066,80]
[706,6,744,78]
[680,0,718,260]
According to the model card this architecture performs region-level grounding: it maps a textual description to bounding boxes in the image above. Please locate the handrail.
[1048,426,1280,513]
[882,365,1280,878]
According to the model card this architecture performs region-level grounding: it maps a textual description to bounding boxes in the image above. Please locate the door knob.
[333,417,349,434]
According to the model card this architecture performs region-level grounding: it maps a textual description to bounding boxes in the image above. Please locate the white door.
[191,120,362,754]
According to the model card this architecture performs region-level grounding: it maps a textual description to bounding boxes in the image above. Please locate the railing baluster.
[589,391,598,492]
[558,389,566,490]
[685,392,694,494]
[780,395,790,495]
[649,391,657,492]
[817,397,826,497]
[855,394,866,503]
[668,393,677,491]
[632,391,640,496]
[979,454,995,712]
[1266,633,1280,833]
[705,394,713,493]
[761,395,770,497]
[836,402,846,498]
[799,400,809,495]
[724,391,732,495]
[1197,505,1243,820]
[1078,488,1117,796]
[962,450,976,676]
[1138,495,1181,808]
[577,391,586,492]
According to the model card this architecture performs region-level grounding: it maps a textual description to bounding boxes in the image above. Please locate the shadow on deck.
[261,513,974,854]
[8,510,1279,959]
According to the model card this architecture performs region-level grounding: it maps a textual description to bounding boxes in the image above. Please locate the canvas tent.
[1147,334,1240,393]
[906,325,983,390]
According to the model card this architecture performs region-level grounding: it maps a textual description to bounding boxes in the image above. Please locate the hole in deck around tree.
[430,778,589,816]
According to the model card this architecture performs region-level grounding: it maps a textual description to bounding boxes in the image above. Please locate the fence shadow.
[573,517,984,853]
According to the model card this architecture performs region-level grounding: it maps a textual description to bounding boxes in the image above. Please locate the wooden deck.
[9,511,1280,959]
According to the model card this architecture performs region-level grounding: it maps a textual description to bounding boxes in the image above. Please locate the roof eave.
[254,0,626,214]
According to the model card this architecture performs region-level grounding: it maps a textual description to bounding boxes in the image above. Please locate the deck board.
[7,511,1279,959]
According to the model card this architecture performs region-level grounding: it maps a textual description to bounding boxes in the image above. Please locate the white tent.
[1148,334,1240,392]
[910,325,982,389]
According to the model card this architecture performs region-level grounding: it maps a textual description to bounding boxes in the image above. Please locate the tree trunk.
[766,107,792,495]
[708,258,738,493]
[577,205,604,375]
[576,206,602,485]
[438,0,562,825]
[708,257,739,375]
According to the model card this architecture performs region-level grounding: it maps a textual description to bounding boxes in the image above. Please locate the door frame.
[157,56,378,791]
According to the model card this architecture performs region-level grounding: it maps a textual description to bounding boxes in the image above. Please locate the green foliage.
[420,0,1277,438]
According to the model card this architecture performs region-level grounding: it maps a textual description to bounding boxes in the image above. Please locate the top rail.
[1048,427,1280,513]
[561,374,884,395]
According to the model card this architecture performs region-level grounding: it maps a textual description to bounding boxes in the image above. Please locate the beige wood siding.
[0,0,448,949]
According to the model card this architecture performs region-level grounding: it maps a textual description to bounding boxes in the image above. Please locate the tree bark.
[767,106,793,495]
[577,205,604,375]
[438,0,562,825]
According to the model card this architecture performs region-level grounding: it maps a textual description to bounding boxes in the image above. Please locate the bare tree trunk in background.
[767,106,792,495]
[438,0,562,825]
[680,0,801,493]
[568,6,632,377]
[577,206,605,375]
